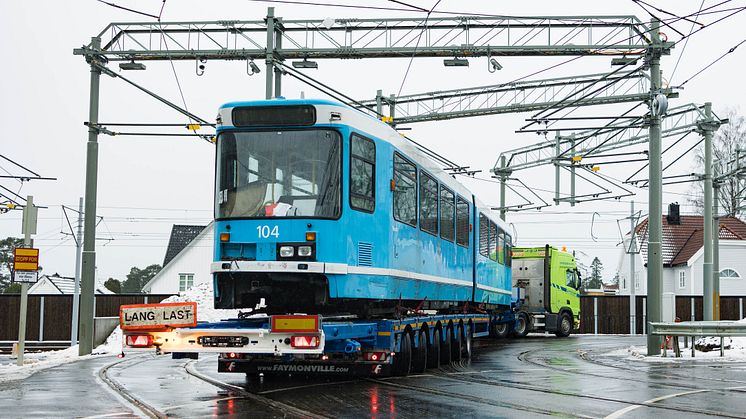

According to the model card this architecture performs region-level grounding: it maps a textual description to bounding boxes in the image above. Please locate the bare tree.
[689,109,746,217]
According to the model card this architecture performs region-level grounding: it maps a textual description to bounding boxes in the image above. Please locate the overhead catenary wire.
[667,0,706,84]
[395,0,442,98]
[679,37,746,87]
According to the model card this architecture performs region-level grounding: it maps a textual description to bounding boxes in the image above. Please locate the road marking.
[604,385,746,419]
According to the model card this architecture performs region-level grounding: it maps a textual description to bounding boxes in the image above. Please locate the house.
[617,203,746,296]
[141,223,213,294]
[28,273,112,295]
[583,283,619,296]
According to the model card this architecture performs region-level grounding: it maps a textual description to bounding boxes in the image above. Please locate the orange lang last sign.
[14,248,39,271]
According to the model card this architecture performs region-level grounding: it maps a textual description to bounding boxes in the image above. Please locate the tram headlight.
[279,246,295,257]
[298,245,313,257]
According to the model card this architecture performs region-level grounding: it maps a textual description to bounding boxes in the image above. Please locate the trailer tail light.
[364,352,387,361]
[290,335,319,348]
[125,334,154,348]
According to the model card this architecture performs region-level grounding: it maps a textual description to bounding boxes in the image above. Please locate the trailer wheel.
[513,312,529,338]
[451,324,463,364]
[462,324,473,359]
[440,326,452,365]
[411,329,428,374]
[493,322,511,339]
[555,312,572,337]
[427,328,441,369]
[393,332,412,376]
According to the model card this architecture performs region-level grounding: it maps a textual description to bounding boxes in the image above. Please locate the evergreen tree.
[104,278,122,293]
[0,237,24,293]
[121,264,161,293]
[584,257,603,290]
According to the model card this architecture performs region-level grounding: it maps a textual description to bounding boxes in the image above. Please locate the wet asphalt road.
[4,335,746,418]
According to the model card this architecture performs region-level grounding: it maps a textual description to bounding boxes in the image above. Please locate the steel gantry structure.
[74,9,665,355]
[358,70,657,125]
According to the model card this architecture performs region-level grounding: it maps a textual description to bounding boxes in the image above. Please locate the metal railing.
[649,321,746,357]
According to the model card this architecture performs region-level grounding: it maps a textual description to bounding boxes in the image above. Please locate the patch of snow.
[94,325,123,355]
[159,281,242,323]
[604,317,746,362]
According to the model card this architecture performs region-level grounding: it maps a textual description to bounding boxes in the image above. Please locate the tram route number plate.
[120,302,197,331]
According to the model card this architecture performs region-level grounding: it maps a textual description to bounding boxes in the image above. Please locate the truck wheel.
[462,324,473,359]
[451,324,463,364]
[513,313,529,338]
[393,332,412,376]
[427,328,441,369]
[555,313,572,337]
[492,322,511,339]
[440,326,452,365]
[411,329,428,374]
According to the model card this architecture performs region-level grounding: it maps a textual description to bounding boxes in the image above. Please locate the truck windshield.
[216,129,341,219]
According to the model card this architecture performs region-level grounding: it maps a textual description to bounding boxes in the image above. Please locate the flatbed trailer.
[121,304,491,377]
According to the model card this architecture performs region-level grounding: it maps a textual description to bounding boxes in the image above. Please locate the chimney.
[666,202,680,225]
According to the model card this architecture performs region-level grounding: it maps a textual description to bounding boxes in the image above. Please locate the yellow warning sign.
[13,248,39,271]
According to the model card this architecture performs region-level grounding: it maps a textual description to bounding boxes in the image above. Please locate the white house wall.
[146,228,214,295]
[617,239,746,296]
[616,238,647,296]
[28,279,61,294]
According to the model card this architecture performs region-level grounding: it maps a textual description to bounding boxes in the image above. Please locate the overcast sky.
[1,0,744,285]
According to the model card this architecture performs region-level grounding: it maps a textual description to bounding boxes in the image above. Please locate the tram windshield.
[216,129,342,219]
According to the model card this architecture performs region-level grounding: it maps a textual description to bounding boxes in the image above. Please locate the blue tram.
[212,98,513,315]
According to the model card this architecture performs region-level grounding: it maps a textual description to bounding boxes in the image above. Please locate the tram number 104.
[257,225,280,238]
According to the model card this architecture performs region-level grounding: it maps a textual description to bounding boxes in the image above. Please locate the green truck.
[496,245,581,337]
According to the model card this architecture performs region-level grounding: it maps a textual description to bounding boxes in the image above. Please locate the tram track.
[431,362,746,418]
[577,348,746,386]
[365,374,594,418]
[182,359,329,419]
[518,345,746,389]
[98,354,167,419]
[99,354,328,419]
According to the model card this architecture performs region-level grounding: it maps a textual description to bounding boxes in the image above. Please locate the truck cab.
[509,245,581,337]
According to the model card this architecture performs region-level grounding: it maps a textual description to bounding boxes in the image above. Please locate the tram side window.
[440,187,455,242]
[393,153,417,227]
[505,233,512,267]
[489,221,498,262]
[419,172,439,236]
[479,214,489,257]
[497,230,505,265]
[350,134,375,212]
[456,198,470,247]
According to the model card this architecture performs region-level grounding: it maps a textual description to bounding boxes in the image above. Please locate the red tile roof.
[634,215,746,266]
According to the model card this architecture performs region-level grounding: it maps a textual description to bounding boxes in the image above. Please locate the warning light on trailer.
[125,334,154,348]
[290,335,319,348]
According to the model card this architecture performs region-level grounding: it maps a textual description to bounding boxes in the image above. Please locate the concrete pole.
[703,102,714,321]
[71,197,83,346]
[630,200,636,335]
[16,195,33,366]
[555,134,561,205]
[265,7,275,100]
[273,18,282,98]
[500,155,507,221]
[713,178,721,320]
[79,37,102,356]
[646,19,663,355]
